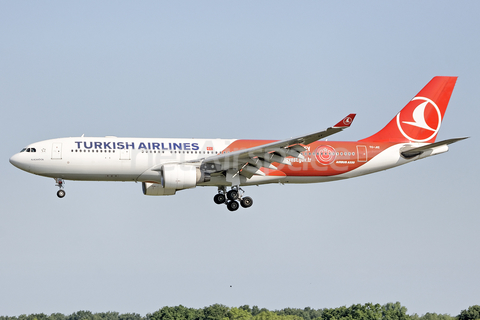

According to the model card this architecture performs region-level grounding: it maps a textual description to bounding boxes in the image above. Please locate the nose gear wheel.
[55,178,66,198]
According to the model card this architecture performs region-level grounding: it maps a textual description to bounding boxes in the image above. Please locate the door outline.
[51,143,62,160]
[120,149,131,160]
[356,145,367,162]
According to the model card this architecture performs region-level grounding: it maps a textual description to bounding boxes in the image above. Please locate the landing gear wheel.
[57,190,66,198]
[240,196,253,208]
[227,189,239,201]
[214,193,226,204]
[227,200,239,211]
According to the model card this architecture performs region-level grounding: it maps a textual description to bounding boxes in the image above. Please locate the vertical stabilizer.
[359,76,457,143]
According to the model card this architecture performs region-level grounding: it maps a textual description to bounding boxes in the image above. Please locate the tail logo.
[315,145,337,165]
[396,96,442,142]
[343,116,353,126]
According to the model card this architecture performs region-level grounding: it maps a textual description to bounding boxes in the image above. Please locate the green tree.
[457,306,480,320]
[223,308,252,320]
[118,314,143,320]
[251,308,269,317]
[276,307,322,320]
[148,305,199,320]
[322,303,384,320]
[252,311,303,320]
[93,312,119,320]
[382,302,410,320]
[49,313,67,320]
[239,307,253,315]
[410,313,455,320]
[202,304,229,320]
[67,311,94,320]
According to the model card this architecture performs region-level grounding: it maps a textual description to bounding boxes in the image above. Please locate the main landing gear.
[55,178,66,198]
[214,186,253,211]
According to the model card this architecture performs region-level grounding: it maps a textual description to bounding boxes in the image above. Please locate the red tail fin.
[359,76,457,143]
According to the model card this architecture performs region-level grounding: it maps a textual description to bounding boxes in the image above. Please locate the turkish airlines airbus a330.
[10,77,467,211]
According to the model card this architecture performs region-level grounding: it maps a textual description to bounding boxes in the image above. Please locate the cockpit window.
[31,148,36,152]
[20,148,26,152]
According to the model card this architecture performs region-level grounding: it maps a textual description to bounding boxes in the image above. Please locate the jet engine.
[141,164,210,196]
[142,182,176,196]
[161,163,211,190]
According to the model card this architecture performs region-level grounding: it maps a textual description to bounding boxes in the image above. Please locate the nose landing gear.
[55,178,66,198]
[213,186,253,211]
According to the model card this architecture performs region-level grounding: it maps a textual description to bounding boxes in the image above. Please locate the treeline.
[1,303,479,320]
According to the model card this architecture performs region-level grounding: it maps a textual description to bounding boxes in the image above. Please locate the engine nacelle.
[161,164,210,190]
[142,182,176,196]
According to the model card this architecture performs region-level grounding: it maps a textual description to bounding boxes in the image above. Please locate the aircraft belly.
[31,152,144,181]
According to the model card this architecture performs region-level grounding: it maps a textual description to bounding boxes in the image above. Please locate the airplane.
[9,76,467,211]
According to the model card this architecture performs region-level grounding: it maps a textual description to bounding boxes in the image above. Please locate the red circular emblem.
[315,145,337,165]
[396,97,441,142]
[343,117,352,125]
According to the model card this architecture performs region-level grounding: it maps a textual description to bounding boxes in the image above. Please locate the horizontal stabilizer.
[401,137,468,158]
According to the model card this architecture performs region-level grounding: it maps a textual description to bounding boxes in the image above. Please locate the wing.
[203,114,356,178]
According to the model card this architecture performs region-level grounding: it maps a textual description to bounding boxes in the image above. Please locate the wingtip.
[333,113,356,128]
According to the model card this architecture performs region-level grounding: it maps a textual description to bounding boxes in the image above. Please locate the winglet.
[333,114,356,128]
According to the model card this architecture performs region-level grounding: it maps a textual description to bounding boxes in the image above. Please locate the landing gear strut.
[213,186,253,211]
[55,178,66,198]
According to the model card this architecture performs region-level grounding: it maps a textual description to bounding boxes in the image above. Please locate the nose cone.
[9,153,29,172]
[9,153,20,167]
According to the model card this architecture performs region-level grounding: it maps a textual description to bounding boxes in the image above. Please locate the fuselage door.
[120,149,131,160]
[356,145,367,162]
[51,143,62,160]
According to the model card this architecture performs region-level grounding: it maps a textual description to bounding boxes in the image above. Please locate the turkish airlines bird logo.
[402,101,436,131]
[343,117,353,126]
[396,97,442,142]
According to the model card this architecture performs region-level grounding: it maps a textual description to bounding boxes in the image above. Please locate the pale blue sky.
[1,1,479,317]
